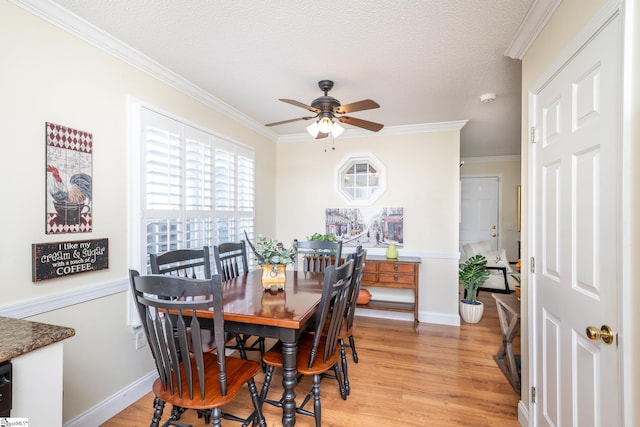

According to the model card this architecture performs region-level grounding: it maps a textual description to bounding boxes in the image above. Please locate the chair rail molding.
[0,278,128,319]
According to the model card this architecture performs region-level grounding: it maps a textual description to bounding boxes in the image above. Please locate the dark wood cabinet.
[359,255,421,333]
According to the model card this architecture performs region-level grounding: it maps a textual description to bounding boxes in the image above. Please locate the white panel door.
[459,176,499,252]
[531,14,621,427]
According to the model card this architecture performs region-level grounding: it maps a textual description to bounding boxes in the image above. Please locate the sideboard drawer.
[379,273,415,286]
[362,272,378,283]
[378,263,416,274]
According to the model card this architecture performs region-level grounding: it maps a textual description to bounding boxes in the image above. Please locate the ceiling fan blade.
[279,99,321,113]
[265,116,316,127]
[316,132,329,139]
[334,99,380,114]
[337,116,384,132]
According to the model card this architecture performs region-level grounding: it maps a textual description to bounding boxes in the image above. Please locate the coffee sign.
[32,238,108,282]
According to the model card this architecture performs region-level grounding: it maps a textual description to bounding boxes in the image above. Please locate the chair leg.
[312,373,322,427]
[339,338,350,398]
[236,335,248,359]
[348,334,359,363]
[260,365,283,407]
[247,378,267,427]
[332,361,347,400]
[211,406,223,427]
[151,397,164,427]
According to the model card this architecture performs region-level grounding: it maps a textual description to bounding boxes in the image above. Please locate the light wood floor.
[102,291,521,426]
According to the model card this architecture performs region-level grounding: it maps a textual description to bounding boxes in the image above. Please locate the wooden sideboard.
[359,255,421,333]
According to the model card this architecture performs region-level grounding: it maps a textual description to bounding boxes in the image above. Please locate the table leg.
[281,341,297,426]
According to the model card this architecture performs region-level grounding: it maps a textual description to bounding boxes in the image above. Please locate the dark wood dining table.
[192,268,325,426]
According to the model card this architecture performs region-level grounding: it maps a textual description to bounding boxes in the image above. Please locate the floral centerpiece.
[245,231,294,289]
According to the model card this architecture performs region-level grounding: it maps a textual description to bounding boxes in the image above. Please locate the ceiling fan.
[265,80,384,139]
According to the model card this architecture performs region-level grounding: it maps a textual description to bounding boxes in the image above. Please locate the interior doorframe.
[525,1,630,424]
[459,173,503,251]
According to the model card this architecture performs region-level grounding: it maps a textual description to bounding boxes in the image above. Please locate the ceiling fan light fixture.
[318,116,333,134]
[306,121,320,137]
[331,121,344,138]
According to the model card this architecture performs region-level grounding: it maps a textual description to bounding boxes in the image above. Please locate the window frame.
[128,99,255,308]
[334,153,386,205]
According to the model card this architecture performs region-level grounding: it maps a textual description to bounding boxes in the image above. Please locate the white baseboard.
[64,370,156,427]
[355,307,460,327]
[421,311,460,326]
[518,399,528,425]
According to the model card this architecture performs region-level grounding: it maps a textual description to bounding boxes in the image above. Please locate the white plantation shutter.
[139,107,255,268]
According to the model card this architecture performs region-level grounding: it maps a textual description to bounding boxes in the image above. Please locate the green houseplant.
[308,232,337,243]
[459,254,490,323]
[245,232,294,289]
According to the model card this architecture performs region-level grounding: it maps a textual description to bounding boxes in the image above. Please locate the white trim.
[518,400,529,426]
[277,120,469,143]
[620,1,633,425]
[461,155,521,163]
[9,0,275,141]
[334,153,387,206]
[355,308,460,327]
[363,247,460,260]
[527,2,626,425]
[64,370,157,427]
[0,278,128,319]
[505,0,562,59]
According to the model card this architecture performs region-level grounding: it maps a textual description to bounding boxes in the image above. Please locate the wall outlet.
[135,330,146,349]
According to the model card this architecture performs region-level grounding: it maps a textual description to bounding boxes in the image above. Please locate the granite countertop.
[0,316,75,363]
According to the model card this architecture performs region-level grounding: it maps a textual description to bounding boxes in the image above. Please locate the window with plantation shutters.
[138,107,255,270]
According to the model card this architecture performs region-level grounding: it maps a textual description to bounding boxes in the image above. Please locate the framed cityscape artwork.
[325,207,404,248]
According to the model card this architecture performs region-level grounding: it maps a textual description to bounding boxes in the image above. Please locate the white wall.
[0,1,276,423]
[275,130,462,325]
[460,157,521,261]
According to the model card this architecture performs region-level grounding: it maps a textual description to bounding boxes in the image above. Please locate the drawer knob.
[394,264,399,271]
[394,274,398,281]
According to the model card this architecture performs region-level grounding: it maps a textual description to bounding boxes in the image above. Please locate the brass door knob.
[491,233,497,237]
[585,325,614,344]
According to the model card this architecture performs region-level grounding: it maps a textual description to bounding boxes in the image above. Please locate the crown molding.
[462,155,522,163]
[10,0,275,140]
[505,0,562,59]
[277,120,469,143]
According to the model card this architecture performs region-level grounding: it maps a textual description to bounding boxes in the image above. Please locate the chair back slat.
[214,241,249,281]
[149,247,212,279]
[345,246,367,330]
[129,270,228,400]
[293,240,343,273]
[308,259,354,367]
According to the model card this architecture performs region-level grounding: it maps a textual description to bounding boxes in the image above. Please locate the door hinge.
[531,386,536,403]
[530,256,535,273]
[530,127,538,143]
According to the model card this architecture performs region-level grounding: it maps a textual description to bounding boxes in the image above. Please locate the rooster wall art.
[46,164,92,227]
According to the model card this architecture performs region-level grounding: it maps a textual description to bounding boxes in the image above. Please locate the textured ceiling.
[48,0,533,157]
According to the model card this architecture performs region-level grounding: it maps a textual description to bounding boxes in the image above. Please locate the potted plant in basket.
[459,254,490,323]
[245,231,294,289]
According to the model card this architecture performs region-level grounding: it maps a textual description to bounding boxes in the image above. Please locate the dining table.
[192,268,326,427]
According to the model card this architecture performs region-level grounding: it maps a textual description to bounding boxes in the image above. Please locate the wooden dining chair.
[335,246,367,398]
[149,247,212,279]
[292,239,343,273]
[149,247,219,351]
[129,270,266,427]
[213,241,266,366]
[259,259,355,426]
[213,241,249,281]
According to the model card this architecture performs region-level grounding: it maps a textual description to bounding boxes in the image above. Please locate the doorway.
[459,176,500,253]
[529,11,623,426]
